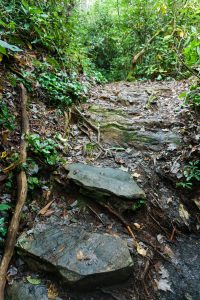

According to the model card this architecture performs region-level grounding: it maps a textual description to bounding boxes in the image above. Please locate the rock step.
[65,163,146,200]
[17,225,133,289]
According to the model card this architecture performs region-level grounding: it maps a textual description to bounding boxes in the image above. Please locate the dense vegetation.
[0,0,200,81]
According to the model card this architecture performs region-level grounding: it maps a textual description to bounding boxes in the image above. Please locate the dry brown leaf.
[133,223,141,229]
[132,172,141,178]
[136,243,147,257]
[38,200,54,215]
[179,203,190,226]
[193,197,200,211]
[163,245,175,259]
[48,284,58,300]
[77,250,85,261]
[155,278,173,292]
[43,209,55,217]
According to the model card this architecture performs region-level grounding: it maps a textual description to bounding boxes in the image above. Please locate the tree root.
[0,83,29,300]
[74,106,101,142]
[63,109,71,138]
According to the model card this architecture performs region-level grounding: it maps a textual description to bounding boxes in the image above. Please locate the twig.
[148,212,169,235]
[0,83,29,300]
[97,201,137,246]
[86,204,105,225]
[169,224,176,241]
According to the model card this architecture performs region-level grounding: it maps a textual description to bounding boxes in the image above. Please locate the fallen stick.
[0,83,29,300]
[97,201,137,247]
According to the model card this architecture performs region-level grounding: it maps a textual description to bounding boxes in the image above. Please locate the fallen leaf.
[132,172,141,178]
[136,243,147,256]
[133,223,141,229]
[2,131,9,145]
[193,197,200,211]
[155,265,173,292]
[48,284,58,299]
[156,278,173,292]
[38,199,54,215]
[157,234,165,244]
[1,151,7,158]
[159,265,169,279]
[179,203,190,226]
[77,250,85,261]
[163,245,175,259]
[43,209,54,217]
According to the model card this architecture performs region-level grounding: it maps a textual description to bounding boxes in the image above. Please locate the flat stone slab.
[65,163,145,200]
[17,226,133,289]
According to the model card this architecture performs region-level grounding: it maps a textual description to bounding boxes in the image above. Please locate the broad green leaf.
[0,40,22,52]
[0,46,7,55]
[0,20,7,27]
[26,276,41,285]
[0,204,11,211]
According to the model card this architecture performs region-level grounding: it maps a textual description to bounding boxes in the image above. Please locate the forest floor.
[0,69,200,300]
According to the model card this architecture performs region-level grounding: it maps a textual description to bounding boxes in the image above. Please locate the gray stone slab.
[17,226,133,289]
[65,163,145,200]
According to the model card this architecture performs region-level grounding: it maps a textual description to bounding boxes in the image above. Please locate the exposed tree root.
[74,106,101,142]
[63,109,72,138]
[0,83,29,300]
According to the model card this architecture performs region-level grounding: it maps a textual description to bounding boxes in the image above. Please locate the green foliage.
[0,0,75,55]
[0,39,22,56]
[180,82,200,108]
[27,176,41,191]
[76,0,200,80]
[37,71,87,106]
[27,133,65,166]
[0,203,11,238]
[177,160,200,189]
[0,101,15,131]
[0,203,10,211]
[131,199,146,211]
[0,0,200,82]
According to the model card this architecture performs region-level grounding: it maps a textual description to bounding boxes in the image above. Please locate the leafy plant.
[131,199,146,211]
[0,102,15,130]
[0,203,11,238]
[0,39,22,56]
[37,71,87,107]
[177,160,200,189]
[27,133,65,166]
[27,176,41,191]
[179,83,200,109]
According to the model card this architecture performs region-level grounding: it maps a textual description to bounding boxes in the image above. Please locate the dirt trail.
[63,79,200,300]
[2,79,200,300]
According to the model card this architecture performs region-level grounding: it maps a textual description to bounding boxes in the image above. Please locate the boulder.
[65,163,145,200]
[17,225,133,289]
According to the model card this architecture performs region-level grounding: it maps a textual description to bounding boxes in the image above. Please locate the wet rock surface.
[87,82,184,151]
[5,282,55,300]
[158,235,200,300]
[17,225,133,289]
[65,163,146,200]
